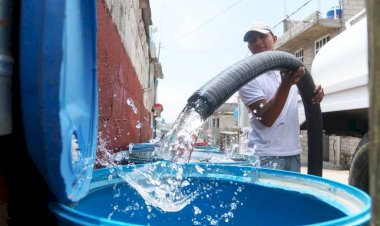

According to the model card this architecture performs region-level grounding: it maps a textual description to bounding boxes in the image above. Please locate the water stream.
[155,105,204,163]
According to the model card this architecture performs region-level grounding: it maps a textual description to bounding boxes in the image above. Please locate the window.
[315,35,330,55]
[212,118,216,128]
[295,49,304,62]
[217,118,220,128]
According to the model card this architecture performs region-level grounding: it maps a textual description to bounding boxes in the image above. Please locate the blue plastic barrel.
[115,143,159,164]
[50,163,371,226]
[327,6,342,19]
[20,0,98,203]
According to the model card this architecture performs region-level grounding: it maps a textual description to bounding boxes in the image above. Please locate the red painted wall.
[97,0,152,152]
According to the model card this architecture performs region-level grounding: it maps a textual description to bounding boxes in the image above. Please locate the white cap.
[243,21,272,42]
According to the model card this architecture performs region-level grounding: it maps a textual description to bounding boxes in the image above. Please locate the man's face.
[247,32,277,54]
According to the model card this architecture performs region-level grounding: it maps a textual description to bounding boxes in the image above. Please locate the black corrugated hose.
[187,50,323,176]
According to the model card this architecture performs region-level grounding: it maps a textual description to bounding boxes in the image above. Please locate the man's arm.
[247,67,305,127]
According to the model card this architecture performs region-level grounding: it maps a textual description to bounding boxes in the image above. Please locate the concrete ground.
[301,166,349,184]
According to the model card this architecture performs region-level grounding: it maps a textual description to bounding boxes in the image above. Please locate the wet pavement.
[301,166,349,184]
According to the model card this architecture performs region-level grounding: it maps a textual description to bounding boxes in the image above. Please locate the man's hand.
[280,66,305,87]
[312,84,324,104]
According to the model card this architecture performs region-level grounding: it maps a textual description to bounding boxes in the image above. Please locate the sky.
[149,0,340,123]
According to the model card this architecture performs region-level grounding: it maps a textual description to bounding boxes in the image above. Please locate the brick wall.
[97,0,152,152]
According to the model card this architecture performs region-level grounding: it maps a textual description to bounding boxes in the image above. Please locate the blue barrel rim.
[50,163,371,226]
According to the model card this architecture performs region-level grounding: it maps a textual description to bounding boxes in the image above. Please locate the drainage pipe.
[0,0,14,135]
[187,50,323,176]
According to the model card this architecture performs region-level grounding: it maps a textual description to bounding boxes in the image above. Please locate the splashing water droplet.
[126,98,133,105]
[136,121,143,129]
[126,97,138,114]
[194,165,204,174]
[193,206,202,215]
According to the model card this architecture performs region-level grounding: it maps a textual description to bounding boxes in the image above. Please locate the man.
[238,21,324,172]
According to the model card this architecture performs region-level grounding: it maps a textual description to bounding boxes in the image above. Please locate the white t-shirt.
[238,70,301,157]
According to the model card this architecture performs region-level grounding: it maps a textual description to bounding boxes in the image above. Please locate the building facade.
[275,0,366,72]
[203,103,239,152]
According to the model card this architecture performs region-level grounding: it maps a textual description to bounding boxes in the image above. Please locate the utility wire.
[161,44,243,54]
[272,0,314,30]
[162,0,243,48]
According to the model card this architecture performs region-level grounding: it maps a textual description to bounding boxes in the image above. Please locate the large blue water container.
[19,0,98,203]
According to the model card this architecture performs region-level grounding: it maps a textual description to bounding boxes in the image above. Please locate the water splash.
[96,136,198,213]
[117,161,198,212]
[95,104,260,219]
